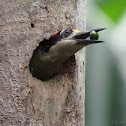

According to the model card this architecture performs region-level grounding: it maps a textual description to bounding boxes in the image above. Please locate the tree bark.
[0,0,86,126]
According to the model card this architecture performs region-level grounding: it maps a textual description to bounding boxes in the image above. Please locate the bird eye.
[60,29,73,38]
[65,29,70,34]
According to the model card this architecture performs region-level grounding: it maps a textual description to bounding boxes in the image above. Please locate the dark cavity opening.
[29,34,76,81]
[31,23,34,28]
[29,36,57,81]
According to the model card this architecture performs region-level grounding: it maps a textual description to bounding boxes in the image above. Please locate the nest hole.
[29,36,76,81]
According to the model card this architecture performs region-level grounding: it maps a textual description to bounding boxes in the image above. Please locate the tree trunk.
[0,0,86,126]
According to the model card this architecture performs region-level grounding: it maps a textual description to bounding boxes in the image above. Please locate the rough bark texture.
[0,0,86,126]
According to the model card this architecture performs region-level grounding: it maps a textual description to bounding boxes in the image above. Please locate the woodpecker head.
[29,28,106,81]
[45,28,106,61]
[52,28,105,45]
[51,28,104,46]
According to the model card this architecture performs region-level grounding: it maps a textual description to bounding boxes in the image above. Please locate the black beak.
[73,28,106,45]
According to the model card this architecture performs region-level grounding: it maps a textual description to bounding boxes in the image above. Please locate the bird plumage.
[29,28,106,81]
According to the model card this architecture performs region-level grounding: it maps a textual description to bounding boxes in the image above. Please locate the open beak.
[73,28,106,45]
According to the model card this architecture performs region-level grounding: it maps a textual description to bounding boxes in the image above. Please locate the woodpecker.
[29,28,106,81]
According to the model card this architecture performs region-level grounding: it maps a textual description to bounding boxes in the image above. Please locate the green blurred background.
[86,0,126,126]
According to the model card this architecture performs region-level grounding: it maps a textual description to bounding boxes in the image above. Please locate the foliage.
[96,0,126,23]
